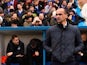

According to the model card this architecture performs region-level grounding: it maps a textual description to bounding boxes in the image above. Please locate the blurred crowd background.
[0,0,85,27]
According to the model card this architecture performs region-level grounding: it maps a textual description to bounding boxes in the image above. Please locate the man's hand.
[78,52,84,56]
[16,54,24,57]
[7,52,13,56]
[35,51,39,56]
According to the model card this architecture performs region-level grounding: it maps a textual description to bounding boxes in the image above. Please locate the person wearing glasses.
[43,8,83,65]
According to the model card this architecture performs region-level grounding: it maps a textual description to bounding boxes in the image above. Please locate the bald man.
[43,8,83,65]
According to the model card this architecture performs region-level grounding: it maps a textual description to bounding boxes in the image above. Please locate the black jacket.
[6,40,24,63]
[26,38,43,65]
[43,23,83,63]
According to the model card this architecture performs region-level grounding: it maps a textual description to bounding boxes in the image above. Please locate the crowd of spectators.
[0,0,85,27]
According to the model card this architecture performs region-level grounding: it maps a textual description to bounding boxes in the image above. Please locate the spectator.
[23,16,33,26]
[23,0,32,10]
[39,13,49,26]
[22,10,33,21]
[10,12,21,26]
[60,0,67,9]
[68,10,85,25]
[32,16,43,26]
[53,0,61,8]
[66,2,73,11]
[44,1,53,14]
[29,6,37,17]
[4,5,15,15]
[39,0,46,11]
[16,2,25,21]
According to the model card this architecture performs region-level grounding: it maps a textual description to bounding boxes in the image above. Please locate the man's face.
[56,8,67,23]
[12,37,19,45]
[39,13,44,20]
[27,17,33,22]
[11,13,17,20]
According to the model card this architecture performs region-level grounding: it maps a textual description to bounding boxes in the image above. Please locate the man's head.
[56,8,68,24]
[11,34,19,45]
[39,13,44,20]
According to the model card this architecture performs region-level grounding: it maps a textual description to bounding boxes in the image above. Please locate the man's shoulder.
[69,24,77,27]
[69,24,79,31]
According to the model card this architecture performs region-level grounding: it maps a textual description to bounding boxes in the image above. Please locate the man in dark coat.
[6,34,25,65]
[43,8,83,65]
[26,38,43,65]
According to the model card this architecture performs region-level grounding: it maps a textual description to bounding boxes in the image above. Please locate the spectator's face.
[12,37,19,45]
[62,0,67,6]
[48,1,53,6]
[0,13,4,17]
[27,17,33,22]
[56,8,67,23]
[29,6,34,12]
[11,13,18,20]
[17,4,22,9]
[27,11,32,16]
[39,13,44,20]
[69,11,74,16]
[67,3,72,9]
[9,5,14,10]
[33,0,39,5]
